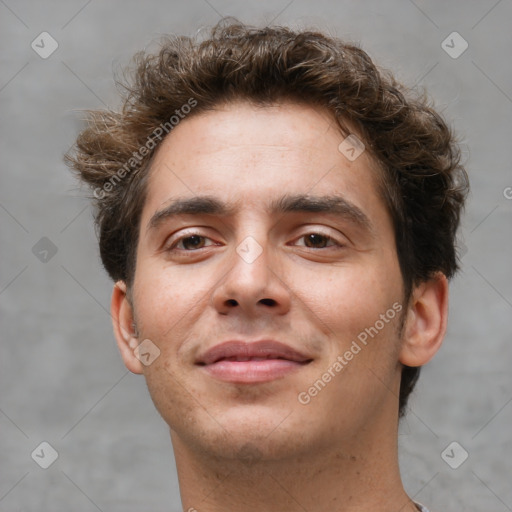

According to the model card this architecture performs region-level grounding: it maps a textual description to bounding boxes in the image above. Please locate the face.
[123,101,407,461]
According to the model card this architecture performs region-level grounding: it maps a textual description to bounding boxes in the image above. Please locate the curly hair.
[65,18,468,416]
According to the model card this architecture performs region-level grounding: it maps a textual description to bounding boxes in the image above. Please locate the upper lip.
[196,340,313,365]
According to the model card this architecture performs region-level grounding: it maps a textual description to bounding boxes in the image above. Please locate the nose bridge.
[230,232,272,291]
[231,208,271,271]
[210,220,291,315]
[235,234,266,267]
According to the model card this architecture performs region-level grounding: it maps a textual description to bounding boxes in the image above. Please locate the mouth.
[196,340,313,384]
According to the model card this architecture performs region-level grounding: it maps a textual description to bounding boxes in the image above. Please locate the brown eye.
[168,233,216,252]
[296,233,340,249]
[303,234,330,248]
[179,235,206,250]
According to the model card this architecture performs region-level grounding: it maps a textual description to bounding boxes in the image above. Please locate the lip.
[196,340,313,383]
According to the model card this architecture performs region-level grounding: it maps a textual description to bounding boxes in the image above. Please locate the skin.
[111,101,448,512]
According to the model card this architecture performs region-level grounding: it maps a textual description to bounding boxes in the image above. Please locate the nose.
[210,235,292,318]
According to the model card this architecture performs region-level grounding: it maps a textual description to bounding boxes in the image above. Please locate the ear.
[399,272,449,367]
[111,281,144,374]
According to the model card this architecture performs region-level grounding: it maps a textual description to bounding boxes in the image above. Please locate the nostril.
[260,298,276,306]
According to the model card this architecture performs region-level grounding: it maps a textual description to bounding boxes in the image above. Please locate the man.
[66,18,468,512]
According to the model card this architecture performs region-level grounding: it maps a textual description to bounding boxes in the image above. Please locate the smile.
[199,358,310,383]
[196,340,313,383]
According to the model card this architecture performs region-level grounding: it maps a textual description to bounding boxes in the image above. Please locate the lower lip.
[199,359,308,383]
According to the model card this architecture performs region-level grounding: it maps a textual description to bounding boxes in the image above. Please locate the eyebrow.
[147,193,374,235]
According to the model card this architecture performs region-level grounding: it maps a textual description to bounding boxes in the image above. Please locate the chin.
[202,430,311,464]
[170,403,319,463]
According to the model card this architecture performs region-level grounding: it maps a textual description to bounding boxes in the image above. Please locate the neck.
[170,418,418,512]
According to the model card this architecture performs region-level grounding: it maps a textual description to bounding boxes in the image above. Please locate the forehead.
[141,101,385,225]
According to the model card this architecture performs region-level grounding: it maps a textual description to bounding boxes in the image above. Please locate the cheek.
[295,260,399,333]
[293,258,405,397]
[132,259,207,333]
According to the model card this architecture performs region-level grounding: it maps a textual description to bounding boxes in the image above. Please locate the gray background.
[1,1,511,511]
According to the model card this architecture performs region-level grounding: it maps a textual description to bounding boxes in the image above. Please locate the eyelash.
[166,231,343,252]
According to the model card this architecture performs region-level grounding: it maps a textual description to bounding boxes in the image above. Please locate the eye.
[167,233,217,251]
[165,230,343,253]
[293,232,342,249]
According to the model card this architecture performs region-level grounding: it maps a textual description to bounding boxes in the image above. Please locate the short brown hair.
[65,18,469,416]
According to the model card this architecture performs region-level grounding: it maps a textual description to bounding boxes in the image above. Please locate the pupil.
[184,235,203,249]
[306,234,326,248]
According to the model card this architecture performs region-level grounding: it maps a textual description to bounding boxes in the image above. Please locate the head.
[66,19,468,459]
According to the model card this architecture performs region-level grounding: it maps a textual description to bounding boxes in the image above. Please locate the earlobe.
[111,281,144,375]
[399,272,449,368]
